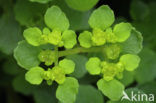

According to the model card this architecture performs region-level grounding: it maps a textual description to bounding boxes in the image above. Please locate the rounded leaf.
[62,30,77,49]
[120,28,143,54]
[86,57,101,75]
[75,85,104,103]
[97,79,124,101]
[65,0,99,11]
[44,6,69,31]
[14,0,47,26]
[0,14,22,55]
[66,54,88,78]
[135,48,156,84]
[25,67,44,85]
[59,59,75,74]
[24,27,42,46]
[14,41,41,70]
[78,31,92,48]
[119,71,134,87]
[88,5,115,30]
[56,77,79,103]
[13,74,35,95]
[120,54,140,71]
[113,22,132,42]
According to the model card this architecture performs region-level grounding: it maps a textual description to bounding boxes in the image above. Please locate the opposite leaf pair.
[78,5,132,49]
[86,54,140,81]
[25,59,75,85]
[24,27,77,49]
[79,22,132,48]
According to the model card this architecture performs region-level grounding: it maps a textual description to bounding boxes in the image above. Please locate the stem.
[54,46,59,66]
[58,46,104,57]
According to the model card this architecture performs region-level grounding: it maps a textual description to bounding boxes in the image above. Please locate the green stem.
[58,46,104,57]
[54,46,59,66]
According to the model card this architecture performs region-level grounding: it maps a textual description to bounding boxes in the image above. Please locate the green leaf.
[97,79,124,101]
[75,85,104,103]
[113,22,132,42]
[0,13,22,55]
[24,27,42,46]
[14,0,47,27]
[66,54,88,78]
[130,0,149,21]
[14,41,41,70]
[78,31,92,48]
[86,57,101,75]
[138,81,156,102]
[135,48,156,84]
[25,66,44,85]
[123,88,150,103]
[33,85,58,103]
[29,0,52,4]
[59,59,75,74]
[3,58,20,76]
[12,74,35,95]
[108,88,150,103]
[120,54,140,71]
[44,6,69,31]
[119,71,134,87]
[120,28,143,54]
[65,0,99,11]
[51,0,91,31]
[88,5,115,30]
[62,30,77,49]
[56,77,79,103]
